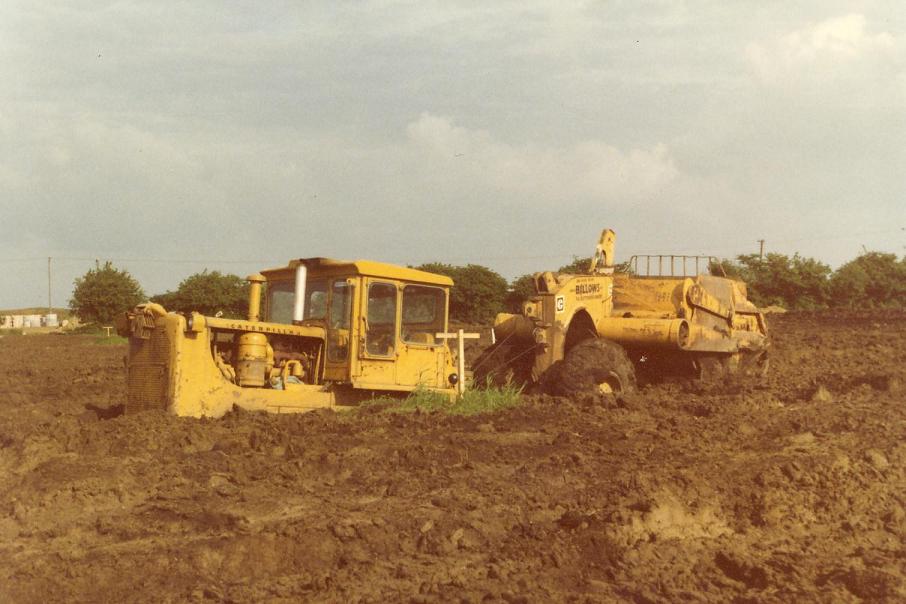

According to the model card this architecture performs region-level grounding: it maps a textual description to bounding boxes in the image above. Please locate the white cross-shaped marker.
[435,328,481,395]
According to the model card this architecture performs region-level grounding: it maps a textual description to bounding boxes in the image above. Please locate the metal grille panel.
[126,325,170,413]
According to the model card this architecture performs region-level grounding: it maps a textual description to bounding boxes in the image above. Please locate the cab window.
[304,280,328,320]
[366,282,397,356]
[402,285,445,345]
[267,281,294,324]
[266,279,328,324]
[327,281,352,362]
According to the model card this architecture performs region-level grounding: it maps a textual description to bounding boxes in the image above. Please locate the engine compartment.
[209,329,324,389]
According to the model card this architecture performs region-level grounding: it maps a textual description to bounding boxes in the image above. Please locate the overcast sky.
[1,1,904,309]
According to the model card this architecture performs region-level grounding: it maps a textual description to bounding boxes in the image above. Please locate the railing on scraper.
[627,255,726,278]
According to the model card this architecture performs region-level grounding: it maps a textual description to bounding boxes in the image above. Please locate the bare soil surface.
[1,312,905,603]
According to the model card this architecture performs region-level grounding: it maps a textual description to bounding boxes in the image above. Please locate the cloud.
[1,3,904,308]
[404,113,678,202]
[746,14,899,84]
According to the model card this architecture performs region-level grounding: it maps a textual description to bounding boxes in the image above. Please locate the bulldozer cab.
[119,257,456,418]
[261,258,454,391]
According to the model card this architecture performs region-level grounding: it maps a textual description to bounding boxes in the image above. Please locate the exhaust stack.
[293,264,307,323]
[246,273,266,322]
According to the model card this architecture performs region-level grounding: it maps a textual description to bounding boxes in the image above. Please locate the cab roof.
[260,257,453,287]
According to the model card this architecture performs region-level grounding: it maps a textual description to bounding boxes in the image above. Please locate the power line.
[0,256,282,265]
[0,226,901,267]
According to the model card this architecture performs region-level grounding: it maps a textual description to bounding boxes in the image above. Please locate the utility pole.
[757,239,765,261]
[47,257,52,314]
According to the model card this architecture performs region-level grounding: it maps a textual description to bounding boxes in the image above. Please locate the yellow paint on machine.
[597,317,690,349]
[488,228,769,384]
[119,257,458,418]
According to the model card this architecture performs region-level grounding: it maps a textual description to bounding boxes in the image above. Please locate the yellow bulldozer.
[474,229,769,395]
[117,258,460,417]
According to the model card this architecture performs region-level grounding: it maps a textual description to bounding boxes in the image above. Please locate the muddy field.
[1,311,905,603]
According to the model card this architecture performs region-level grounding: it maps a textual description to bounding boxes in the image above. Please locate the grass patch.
[64,324,126,343]
[362,383,523,416]
[93,335,128,345]
[67,324,109,335]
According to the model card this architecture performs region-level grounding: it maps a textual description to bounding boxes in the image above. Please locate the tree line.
[70,250,906,325]
[712,252,906,310]
[69,263,250,324]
